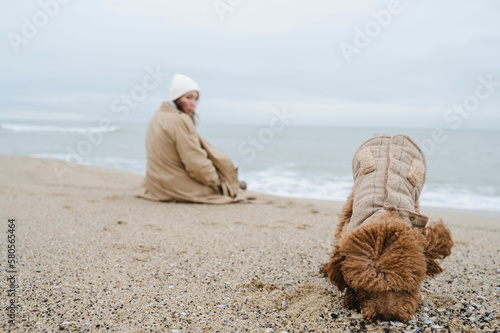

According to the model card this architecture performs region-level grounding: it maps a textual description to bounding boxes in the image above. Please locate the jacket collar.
[356,205,429,230]
[160,101,180,113]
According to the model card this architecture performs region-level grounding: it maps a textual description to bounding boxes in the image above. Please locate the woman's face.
[176,91,199,116]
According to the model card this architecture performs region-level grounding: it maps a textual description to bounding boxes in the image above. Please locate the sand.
[0,156,499,332]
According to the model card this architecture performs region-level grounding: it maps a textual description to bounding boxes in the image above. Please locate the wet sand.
[0,156,498,332]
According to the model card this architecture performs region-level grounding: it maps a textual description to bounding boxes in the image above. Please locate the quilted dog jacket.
[349,135,429,230]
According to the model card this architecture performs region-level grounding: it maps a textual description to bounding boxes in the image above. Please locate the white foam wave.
[241,169,500,213]
[420,186,500,212]
[1,123,121,134]
[241,169,353,202]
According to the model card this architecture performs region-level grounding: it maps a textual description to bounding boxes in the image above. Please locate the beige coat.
[349,135,429,230]
[136,102,242,204]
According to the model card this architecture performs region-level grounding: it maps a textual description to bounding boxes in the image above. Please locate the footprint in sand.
[296,224,312,230]
[201,222,220,226]
[145,223,162,231]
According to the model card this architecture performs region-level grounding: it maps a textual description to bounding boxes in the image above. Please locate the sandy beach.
[1,156,498,332]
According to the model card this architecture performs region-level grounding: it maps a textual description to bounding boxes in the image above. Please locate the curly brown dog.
[321,135,453,322]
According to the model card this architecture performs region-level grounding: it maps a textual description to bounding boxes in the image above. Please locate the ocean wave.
[420,186,500,212]
[241,169,354,202]
[1,123,121,134]
[241,169,500,213]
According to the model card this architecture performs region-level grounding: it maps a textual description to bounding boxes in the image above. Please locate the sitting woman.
[136,74,246,204]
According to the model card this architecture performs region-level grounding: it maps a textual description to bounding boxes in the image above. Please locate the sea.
[1,119,499,216]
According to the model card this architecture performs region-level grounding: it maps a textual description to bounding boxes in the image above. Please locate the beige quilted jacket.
[349,135,429,230]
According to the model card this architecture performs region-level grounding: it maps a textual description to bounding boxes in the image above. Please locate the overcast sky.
[1,0,499,128]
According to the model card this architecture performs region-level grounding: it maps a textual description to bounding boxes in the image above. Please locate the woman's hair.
[174,100,199,126]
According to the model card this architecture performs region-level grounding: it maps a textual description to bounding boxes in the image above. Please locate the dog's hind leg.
[320,191,354,285]
[335,191,354,240]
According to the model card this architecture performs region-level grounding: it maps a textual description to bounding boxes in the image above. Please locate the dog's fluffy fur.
[321,192,453,321]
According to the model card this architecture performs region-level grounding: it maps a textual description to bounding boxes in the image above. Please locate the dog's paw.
[343,287,361,311]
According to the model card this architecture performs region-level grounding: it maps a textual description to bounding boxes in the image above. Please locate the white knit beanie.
[168,74,199,101]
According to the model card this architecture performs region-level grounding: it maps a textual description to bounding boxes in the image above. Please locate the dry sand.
[0,156,499,332]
